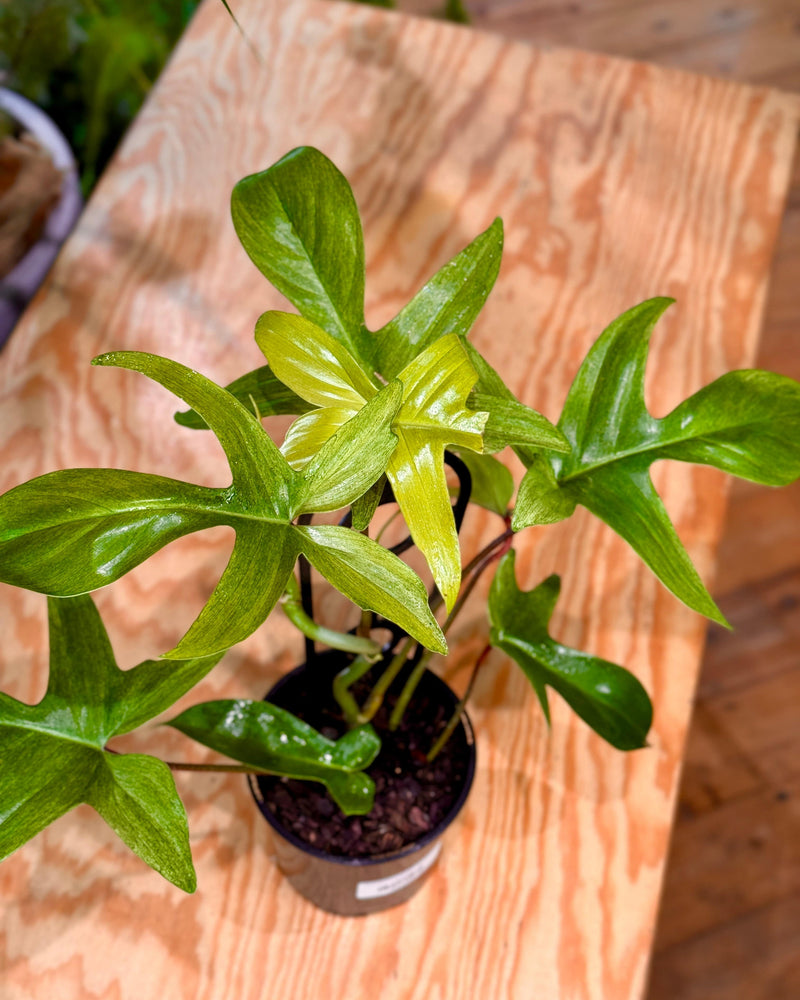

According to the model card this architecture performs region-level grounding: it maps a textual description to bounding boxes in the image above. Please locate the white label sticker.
[355,842,442,901]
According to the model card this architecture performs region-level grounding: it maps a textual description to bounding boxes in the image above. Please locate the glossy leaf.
[450,448,513,517]
[350,476,386,531]
[255,311,377,407]
[0,470,226,595]
[257,315,489,611]
[512,298,800,623]
[464,341,568,456]
[168,699,381,815]
[386,334,487,609]
[0,354,440,657]
[96,351,296,516]
[294,381,401,514]
[0,595,221,890]
[282,407,355,469]
[295,524,447,655]
[174,365,312,429]
[488,552,652,750]
[231,147,371,364]
[372,218,504,379]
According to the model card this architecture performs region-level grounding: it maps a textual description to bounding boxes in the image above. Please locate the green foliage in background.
[0,0,201,194]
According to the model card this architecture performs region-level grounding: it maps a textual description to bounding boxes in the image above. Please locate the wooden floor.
[400,2,800,996]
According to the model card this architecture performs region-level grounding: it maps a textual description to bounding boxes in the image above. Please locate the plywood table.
[1,2,797,998]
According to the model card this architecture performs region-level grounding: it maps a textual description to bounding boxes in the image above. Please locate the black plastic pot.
[249,652,476,916]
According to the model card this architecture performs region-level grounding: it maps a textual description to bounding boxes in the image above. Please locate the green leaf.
[231,147,370,363]
[0,354,430,658]
[255,311,377,407]
[174,366,312,429]
[488,552,652,750]
[385,335,487,609]
[94,352,296,516]
[282,407,357,469]
[0,595,221,890]
[0,470,229,595]
[372,218,504,379]
[512,298,800,623]
[294,524,447,654]
[294,381,401,514]
[167,523,299,659]
[450,449,513,517]
[88,753,197,892]
[167,700,380,815]
[471,392,569,454]
[513,456,577,527]
[464,341,568,456]
[350,476,386,531]
[257,312,489,610]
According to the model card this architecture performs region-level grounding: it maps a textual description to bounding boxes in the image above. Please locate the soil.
[256,654,472,858]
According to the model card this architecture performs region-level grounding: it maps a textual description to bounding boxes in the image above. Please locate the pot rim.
[248,662,476,869]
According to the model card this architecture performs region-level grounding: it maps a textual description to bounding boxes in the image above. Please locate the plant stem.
[165,762,273,774]
[333,656,376,727]
[389,525,514,732]
[388,650,433,730]
[281,575,381,660]
[106,748,275,777]
[427,643,490,762]
[359,635,416,724]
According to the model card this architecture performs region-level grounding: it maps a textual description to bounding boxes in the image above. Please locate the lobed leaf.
[512,299,800,623]
[174,365,312,429]
[488,552,652,750]
[231,147,371,364]
[0,354,434,658]
[168,699,381,815]
[0,595,222,890]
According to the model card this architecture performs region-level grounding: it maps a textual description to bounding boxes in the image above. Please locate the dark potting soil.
[256,660,471,859]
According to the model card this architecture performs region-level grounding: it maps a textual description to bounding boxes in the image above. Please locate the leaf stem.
[427,643,490,761]
[388,650,433,731]
[106,747,276,777]
[281,575,381,660]
[359,635,416,724]
[333,655,376,727]
[389,523,514,732]
[165,762,274,774]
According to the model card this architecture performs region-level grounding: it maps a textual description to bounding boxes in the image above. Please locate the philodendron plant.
[1,147,799,893]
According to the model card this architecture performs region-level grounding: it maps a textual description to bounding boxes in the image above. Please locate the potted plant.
[1,146,798,914]
[0,87,82,346]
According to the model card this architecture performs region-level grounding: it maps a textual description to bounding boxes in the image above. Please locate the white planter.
[0,88,82,346]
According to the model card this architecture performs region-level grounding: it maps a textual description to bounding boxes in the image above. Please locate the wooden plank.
[672,701,763,816]
[468,0,792,62]
[0,2,797,999]
[701,568,800,694]
[652,778,800,950]
[648,894,800,1000]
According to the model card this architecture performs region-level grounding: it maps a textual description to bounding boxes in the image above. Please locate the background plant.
[0,0,201,193]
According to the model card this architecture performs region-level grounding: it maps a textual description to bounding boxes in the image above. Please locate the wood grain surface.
[1,2,797,998]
